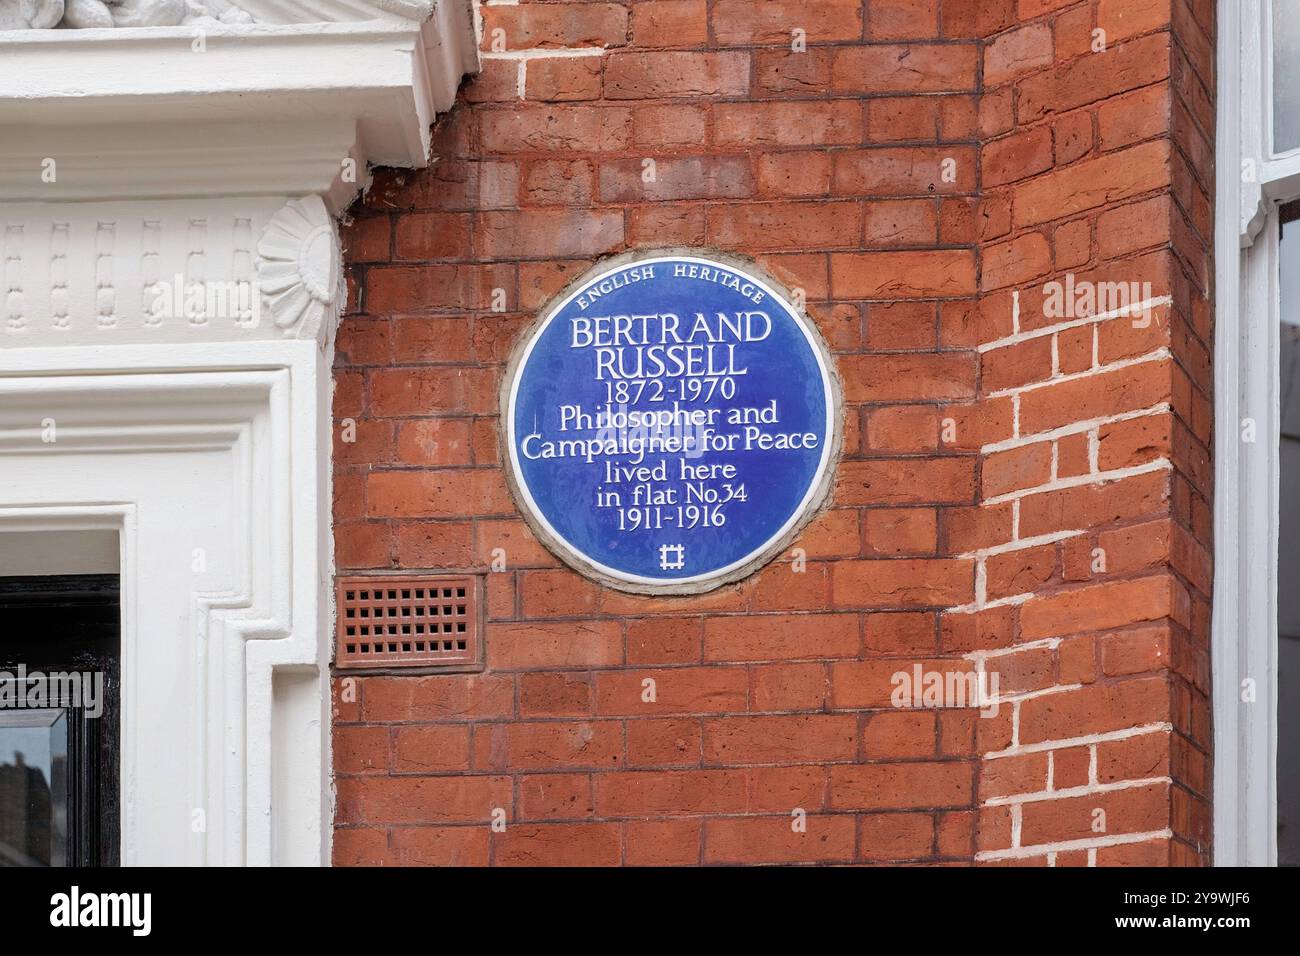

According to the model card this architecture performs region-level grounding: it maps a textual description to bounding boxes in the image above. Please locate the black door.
[0,575,120,867]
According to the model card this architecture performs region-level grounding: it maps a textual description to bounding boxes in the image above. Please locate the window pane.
[0,709,68,866]
[1280,213,1300,864]
[1275,1,1300,153]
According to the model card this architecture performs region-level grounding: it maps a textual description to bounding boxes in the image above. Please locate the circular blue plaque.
[502,252,839,593]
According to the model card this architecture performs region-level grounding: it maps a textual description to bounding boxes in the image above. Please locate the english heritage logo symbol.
[501,252,840,594]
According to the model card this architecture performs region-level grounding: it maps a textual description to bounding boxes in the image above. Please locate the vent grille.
[334,574,479,670]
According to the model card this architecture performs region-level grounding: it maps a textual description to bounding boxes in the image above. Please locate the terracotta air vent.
[334,574,480,671]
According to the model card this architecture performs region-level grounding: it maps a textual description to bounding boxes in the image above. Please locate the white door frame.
[0,346,331,864]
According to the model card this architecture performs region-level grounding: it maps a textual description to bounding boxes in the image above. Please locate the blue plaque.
[502,252,840,593]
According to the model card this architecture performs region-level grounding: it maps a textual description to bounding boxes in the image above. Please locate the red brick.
[830,762,972,809]
[1012,140,1170,228]
[713,0,863,45]
[832,657,976,708]
[519,671,593,717]
[517,773,594,820]
[595,769,748,815]
[868,0,939,39]
[475,721,623,771]
[985,546,1057,603]
[599,156,752,202]
[335,775,510,825]
[757,152,832,197]
[480,106,632,153]
[392,725,471,773]
[394,419,472,466]
[831,559,974,607]
[982,442,1052,497]
[388,827,490,866]
[334,726,389,775]
[868,96,940,142]
[1098,0,1173,42]
[831,250,977,297]
[756,49,833,95]
[862,711,937,758]
[594,667,748,715]
[702,612,858,661]
[1019,782,1169,846]
[750,662,830,711]
[703,714,858,764]
[866,611,938,654]
[833,147,977,196]
[984,23,1053,87]
[604,51,750,98]
[981,752,1048,799]
[487,621,623,669]
[1021,576,1183,639]
[840,353,977,402]
[1016,34,1171,122]
[983,127,1053,187]
[393,212,471,260]
[704,815,855,864]
[366,469,512,518]
[1018,361,1172,435]
[480,3,628,51]
[361,674,514,722]
[522,160,595,206]
[626,819,701,865]
[837,457,974,506]
[478,209,623,259]
[832,45,978,93]
[526,56,602,102]
[626,718,702,767]
[495,823,622,866]
[630,0,708,47]
[332,0,1206,868]
[1019,677,1171,744]
[709,201,862,251]
[865,508,939,556]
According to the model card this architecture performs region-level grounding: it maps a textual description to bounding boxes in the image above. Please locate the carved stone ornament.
[0,0,253,30]
[256,195,338,334]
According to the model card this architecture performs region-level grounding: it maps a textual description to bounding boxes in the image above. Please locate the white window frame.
[1212,0,1300,866]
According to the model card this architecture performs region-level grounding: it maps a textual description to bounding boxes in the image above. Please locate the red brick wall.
[331,0,1215,866]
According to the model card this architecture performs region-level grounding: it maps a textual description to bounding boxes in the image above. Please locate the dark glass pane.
[1281,213,1300,864]
[0,709,68,867]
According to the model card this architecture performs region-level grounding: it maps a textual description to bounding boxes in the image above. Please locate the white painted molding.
[0,340,333,865]
[258,196,340,334]
[0,1,479,212]
[1242,0,1268,246]
[1,196,343,346]
[0,1,255,30]
[1215,0,1280,866]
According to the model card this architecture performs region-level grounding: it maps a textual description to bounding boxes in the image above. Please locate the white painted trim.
[1214,0,1280,866]
[0,4,478,214]
[0,341,333,864]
